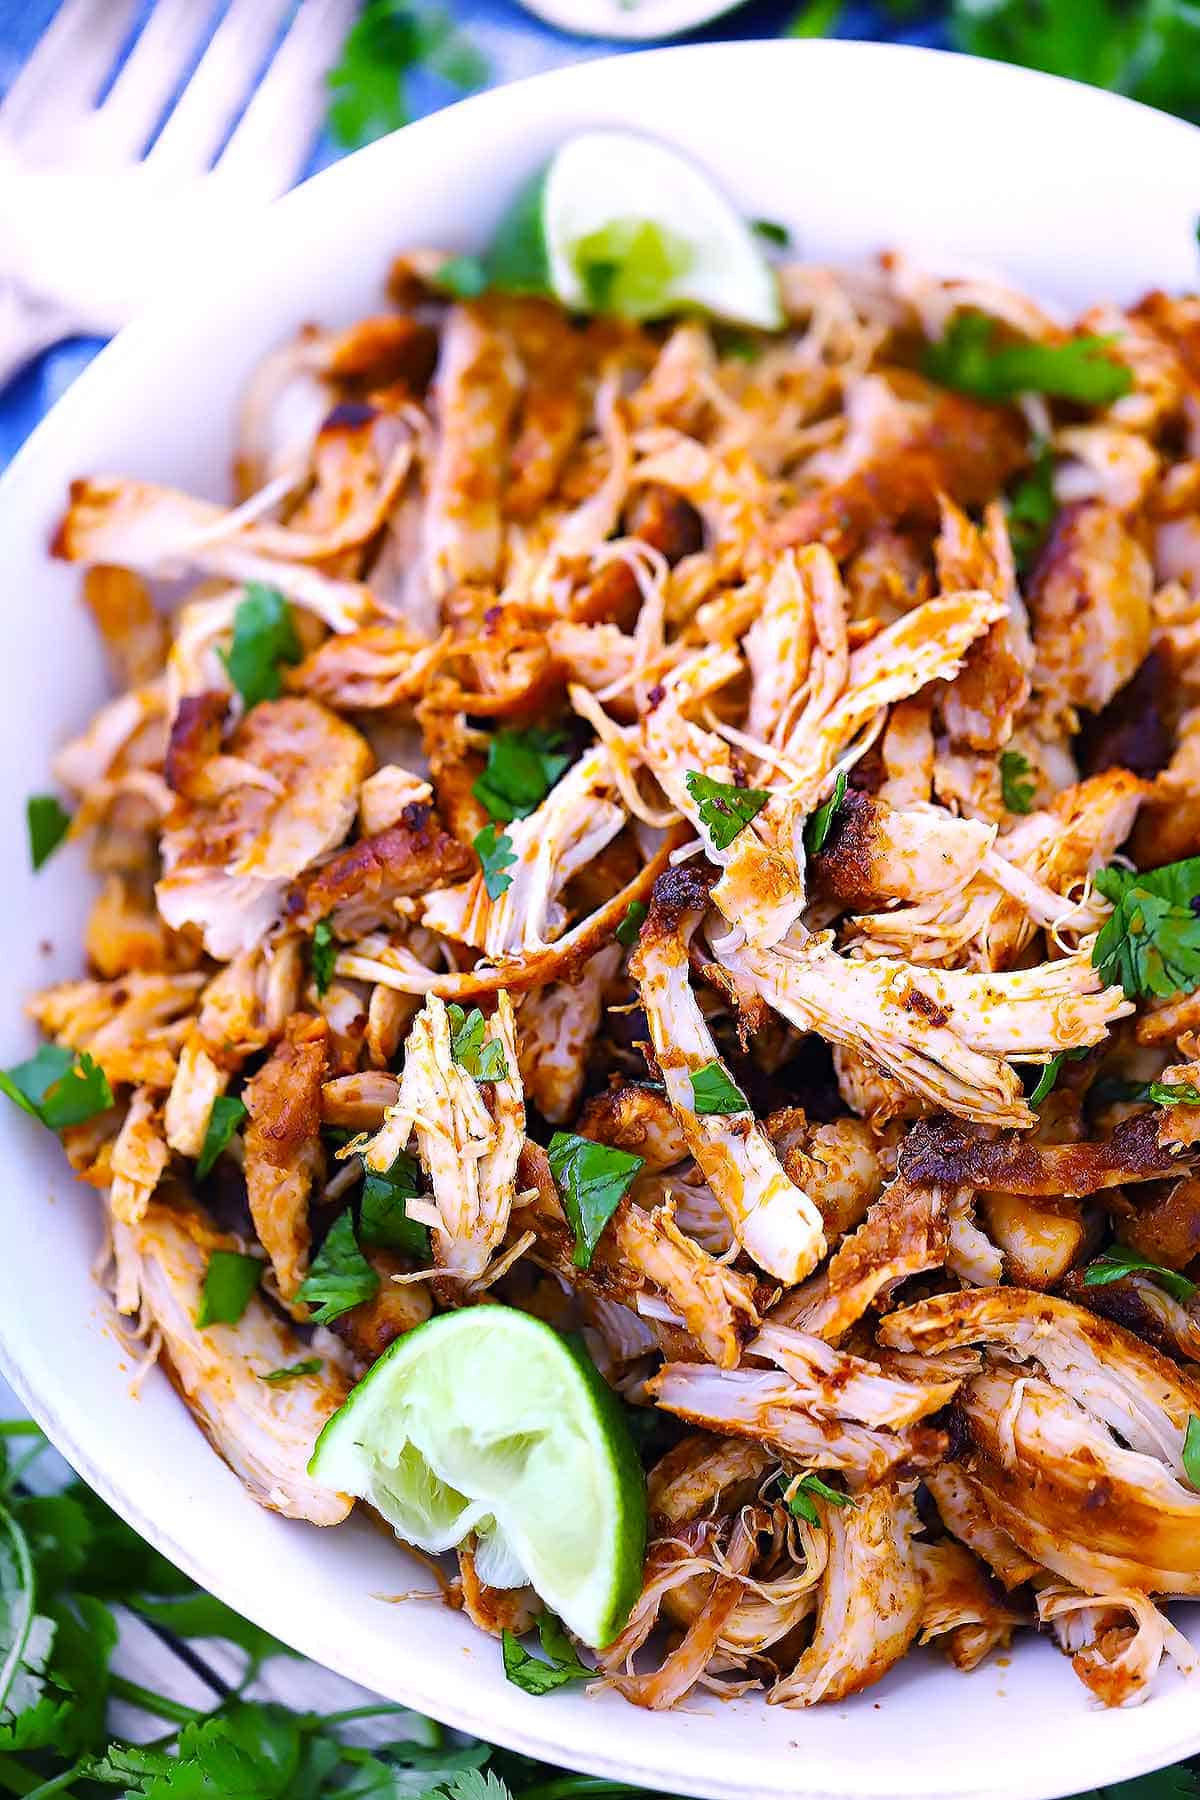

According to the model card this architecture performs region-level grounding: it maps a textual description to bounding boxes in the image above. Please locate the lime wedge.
[308,1306,647,1648]
[486,130,784,329]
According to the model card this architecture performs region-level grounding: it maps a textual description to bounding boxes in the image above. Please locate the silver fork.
[0,0,360,389]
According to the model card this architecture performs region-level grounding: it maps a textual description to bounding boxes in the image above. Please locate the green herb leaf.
[196,1251,263,1329]
[1149,1081,1200,1106]
[0,1045,112,1133]
[259,1359,323,1385]
[327,0,488,148]
[785,0,843,35]
[1007,438,1057,572]
[220,584,302,711]
[474,824,517,900]
[445,1772,515,1800]
[1029,1054,1064,1107]
[311,918,337,998]
[689,1061,750,1116]
[360,1154,430,1260]
[472,727,572,824]
[751,218,791,248]
[616,900,647,948]
[447,1004,508,1082]
[999,749,1036,815]
[785,1472,855,1526]
[804,769,847,855]
[296,1211,379,1325]
[923,312,1133,405]
[501,1614,592,1696]
[1084,1246,1198,1306]
[1186,1415,1200,1491]
[547,1132,644,1270]
[1092,858,1200,999]
[26,797,71,873]
[432,254,490,299]
[195,1095,247,1180]
[685,771,770,852]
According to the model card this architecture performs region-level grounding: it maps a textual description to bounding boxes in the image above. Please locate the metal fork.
[0,0,360,389]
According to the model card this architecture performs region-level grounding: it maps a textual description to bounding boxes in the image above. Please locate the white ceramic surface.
[2,41,1200,1800]
[514,0,745,47]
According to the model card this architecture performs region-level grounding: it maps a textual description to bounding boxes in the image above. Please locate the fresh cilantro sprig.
[472,727,572,825]
[1092,857,1200,999]
[311,919,337,998]
[1151,1080,1200,1106]
[195,1095,247,1180]
[196,1251,263,1328]
[804,769,847,855]
[474,823,518,900]
[221,584,302,711]
[259,1360,324,1385]
[924,313,1134,405]
[616,900,647,948]
[296,1210,380,1324]
[785,1472,856,1526]
[0,1045,112,1133]
[1007,438,1057,572]
[1084,1245,1198,1306]
[360,1152,431,1260]
[1186,1416,1200,1491]
[327,0,489,147]
[547,1133,644,1269]
[999,749,1036,815]
[26,795,72,872]
[689,1062,750,1116]
[502,1614,593,1696]
[685,771,769,852]
[448,1004,509,1081]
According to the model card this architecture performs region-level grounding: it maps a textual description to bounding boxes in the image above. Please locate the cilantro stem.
[0,1753,47,1796]
[0,1423,46,1437]
[20,1765,85,1800]
[107,1673,206,1726]
[318,1703,442,1738]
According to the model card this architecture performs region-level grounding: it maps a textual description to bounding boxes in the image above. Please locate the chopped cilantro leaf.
[259,1359,323,1385]
[502,1614,591,1695]
[447,1004,508,1081]
[0,1045,112,1133]
[220,584,301,711]
[474,823,517,899]
[689,1061,750,1115]
[1084,1246,1198,1306]
[1028,1055,1064,1107]
[196,1251,262,1328]
[685,771,769,852]
[311,918,336,997]
[195,1095,247,1180]
[786,1472,855,1525]
[547,1132,643,1270]
[296,1210,379,1324]
[472,727,571,824]
[999,749,1036,815]
[26,796,71,872]
[751,218,790,248]
[1007,439,1057,572]
[1186,1415,1200,1491]
[616,900,647,948]
[1092,857,1200,999]
[786,0,844,34]
[327,0,488,147]
[924,312,1133,406]
[361,1152,430,1260]
[1150,1080,1200,1106]
[804,769,847,855]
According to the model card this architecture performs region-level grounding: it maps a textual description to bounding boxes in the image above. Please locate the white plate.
[514,0,746,46]
[1,40,1200,1800]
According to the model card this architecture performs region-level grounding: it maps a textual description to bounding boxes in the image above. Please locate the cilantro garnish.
[296,1211,379,1324]
[1083,1246,1198,1306]
[0,1045,112,1133]
[547,1132,644,1270]
[360,1153,431,1260]
[924,312,1133,406]
[448,1004,509,1081]
[327,0,489,147]
[751,218,790,248]
[999,749,1036,815]
[472,727,571,824]
[195,1095,247,1180]
[785,1472,855,1526]
[26,796,71,872]
[502,1614,592,1696]
[689,1061,750,1116]
[195,1251,263,1329]
[804,769,847,855]
[1186,1416,1200,1491]
[685,771,769,852]
[1007,439,1057,572]
[1028,1056,1064,1106]
[616,900,647,948]
[1150,1081,1200,1106]
[311,918,337,998]
[474,823,517,900]
[220,584,302,711]
[259,1359,323,1385]
[1092,857,1200,999]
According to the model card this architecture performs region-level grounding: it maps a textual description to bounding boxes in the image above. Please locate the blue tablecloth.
[0,0,943,470]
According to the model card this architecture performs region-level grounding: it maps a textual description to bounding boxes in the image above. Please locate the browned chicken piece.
[832,1045,928,1126]
[899,1112,1187,1197]
[1137,988,1200,1048]
[83,564,168,686]
[924,1462,1044,1591]
[611,1204,761,1369]
[1119,1172,1200,1270]
[242,1013,329,1297]
[195,938,303,1068]
[503,299,592,521]
[321,314,439,391]
[289,804,474,938]
[1036,1581,1198,1706]
[978,1191,1086,1289]
[109,1086,170,1226]
[416,687,489,844]
[577,1083,689,1173]
[572,483,704,627]
[425,303,522,599]
[1132,702,1200,867]
[645,1433,774,1526]
[456,1544,538,1639]
[808,787,992,910]
[770,1484,924,1706]
[843,524,931,625]
[287,624,449,710]
[320,1069,400,1130]
[85,872,183,977]
[765,1108,894,1244]
[28,970,205,1089]
[1059,1266,1200,1363]
[935,498,1032,751]
[915,1537,1024,1672]
[332,1248,432,1364]
[1028,501,1154,718]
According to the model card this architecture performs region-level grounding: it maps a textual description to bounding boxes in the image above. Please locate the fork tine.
[214,0,359,206]
[147,0,296,179]
[0,0,138,151]
[88,0,219,167]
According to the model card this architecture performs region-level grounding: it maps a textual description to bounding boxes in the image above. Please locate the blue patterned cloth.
[0,0,945,471]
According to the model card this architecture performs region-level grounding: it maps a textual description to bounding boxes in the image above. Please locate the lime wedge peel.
[309,1306,647,1650]
[486,129,784,330]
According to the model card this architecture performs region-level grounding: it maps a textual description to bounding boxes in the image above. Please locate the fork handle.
[0,284,78,392]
